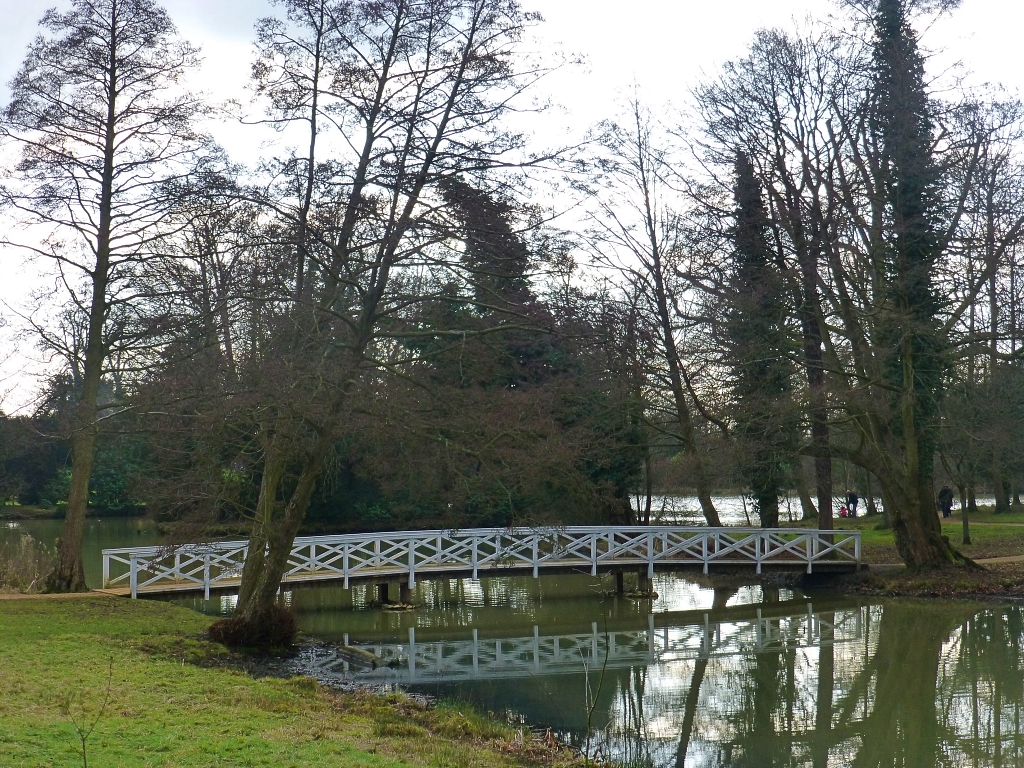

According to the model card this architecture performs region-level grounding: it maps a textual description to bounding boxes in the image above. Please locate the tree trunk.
[994,462,1009,514]
[50,425,98,592]
[958,484,971,545]
[233,445,286,616]
[797,226,832,532]
[49,25,117,592]
[233,424,338,626]
[649,230,720,527]
[757,492,779,528]
[873,458,951,568]
[643,451,653,525]
[866,471,879,516]
[1001,477,1013,514]
[796,461,818,521]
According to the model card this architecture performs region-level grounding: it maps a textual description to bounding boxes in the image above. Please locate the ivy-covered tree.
[871,0,956,565]
[726,152,796,528]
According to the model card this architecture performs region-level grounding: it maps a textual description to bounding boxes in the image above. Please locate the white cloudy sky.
[1,0,1021,411]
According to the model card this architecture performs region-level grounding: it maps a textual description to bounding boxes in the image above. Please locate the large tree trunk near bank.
[870,452,960,568]
[233,427,338,627]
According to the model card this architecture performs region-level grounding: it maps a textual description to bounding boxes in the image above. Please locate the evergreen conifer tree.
[727,152,795,528]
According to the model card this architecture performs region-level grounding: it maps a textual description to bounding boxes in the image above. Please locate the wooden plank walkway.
[102,526,861,598]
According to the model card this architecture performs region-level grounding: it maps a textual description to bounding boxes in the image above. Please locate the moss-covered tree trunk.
[868,0,958,566]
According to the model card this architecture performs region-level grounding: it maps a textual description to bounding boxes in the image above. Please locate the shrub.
[0,532,55,593]
[207,603,298,650]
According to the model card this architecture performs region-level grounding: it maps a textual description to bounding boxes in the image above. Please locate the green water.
[2,517,161,588]
[174,576,1024,767]
[8,518,1024,766]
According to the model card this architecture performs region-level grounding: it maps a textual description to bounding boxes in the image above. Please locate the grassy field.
[0,596,583,768]
[782,506,1024,598]
[785,505,1024,564]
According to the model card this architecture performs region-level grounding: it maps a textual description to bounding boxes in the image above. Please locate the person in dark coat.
[845,490,859,518]
[938,486,954,518]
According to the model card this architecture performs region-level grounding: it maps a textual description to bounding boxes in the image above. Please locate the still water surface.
[6,517,1023,766]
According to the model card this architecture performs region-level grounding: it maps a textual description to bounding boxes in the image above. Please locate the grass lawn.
[776,506,1024,599]
[784,506,1024,564]
[0,596,580,768]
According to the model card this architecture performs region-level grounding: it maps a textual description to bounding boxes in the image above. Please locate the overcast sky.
[1,0,1022,411]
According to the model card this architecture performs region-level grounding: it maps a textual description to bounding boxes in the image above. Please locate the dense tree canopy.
[4,0,1024,609]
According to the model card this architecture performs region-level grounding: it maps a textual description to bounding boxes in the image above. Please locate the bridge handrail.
[101,525,862,598]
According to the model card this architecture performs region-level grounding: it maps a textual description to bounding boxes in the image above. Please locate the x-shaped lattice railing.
[103,526,860,596]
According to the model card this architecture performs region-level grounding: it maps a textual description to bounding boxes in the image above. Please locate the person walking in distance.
[845,489,859,518]
[938,486,954,518]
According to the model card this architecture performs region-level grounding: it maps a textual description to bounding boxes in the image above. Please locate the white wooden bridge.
[102,526,861,598]
[299,601,868,684]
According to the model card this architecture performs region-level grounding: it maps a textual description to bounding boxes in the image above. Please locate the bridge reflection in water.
[303,600,864,685]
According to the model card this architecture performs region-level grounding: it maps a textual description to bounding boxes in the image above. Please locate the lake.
[5,515,1021,767]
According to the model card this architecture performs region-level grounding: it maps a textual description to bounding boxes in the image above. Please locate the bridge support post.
[377,583,390,605]
[400,581,413,605]
[203,553,211,601]
[615,571,624,596]
[130,554,137,599]
[637,567,651,595]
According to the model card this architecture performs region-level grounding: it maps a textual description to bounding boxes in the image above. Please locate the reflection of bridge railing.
[101,526,861,598]
[301,603,867,684]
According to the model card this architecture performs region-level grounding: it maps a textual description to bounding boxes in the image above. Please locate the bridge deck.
[101,526,861,598]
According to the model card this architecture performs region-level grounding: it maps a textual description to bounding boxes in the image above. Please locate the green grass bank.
[790,507,1024,599]
[0,596,586,768]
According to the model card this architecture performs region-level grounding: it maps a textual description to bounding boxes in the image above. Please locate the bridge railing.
[102,526,861,598]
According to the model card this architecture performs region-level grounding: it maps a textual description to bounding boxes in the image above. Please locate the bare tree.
[0,0,209,590]
[210,0,556,639]
[587,99,723,527]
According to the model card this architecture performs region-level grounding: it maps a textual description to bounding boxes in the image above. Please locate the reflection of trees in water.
[587,600,1024,767]
[944,608,1024,768]
[416,594,1024,766]
[850,601,961,767]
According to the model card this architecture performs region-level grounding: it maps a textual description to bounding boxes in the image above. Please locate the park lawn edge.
[0,595,593,768]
